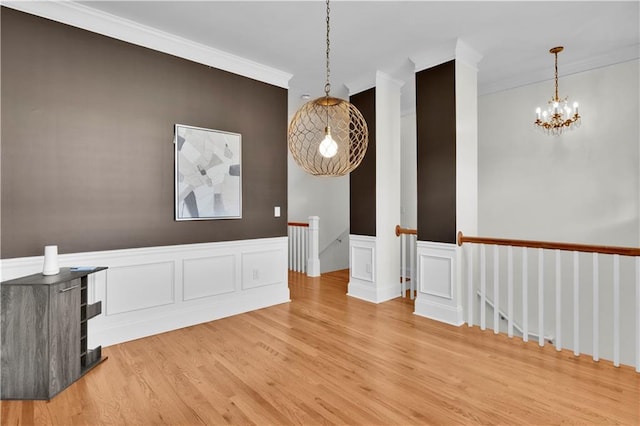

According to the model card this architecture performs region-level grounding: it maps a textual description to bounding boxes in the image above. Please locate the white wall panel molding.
[348,235,401,304]
[183,255,236,301]
[348,235,376,302]
[414,241,464,326]
[0,237,290,347]
[241,249,287,290]
[106,262,176,315]
[2,1,292,89]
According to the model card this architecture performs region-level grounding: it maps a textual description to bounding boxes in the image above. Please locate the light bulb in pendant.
[319,126,338,158]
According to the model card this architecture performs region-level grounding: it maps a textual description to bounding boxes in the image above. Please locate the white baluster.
[523,248,528,343]
[468,243,474,327]
[401,234,406,297]
[410,235,416,299]
[538,248,544,347]
[298,227,304,273]
[636,257,639,373]
[494,245,499,334]
[481,244,486,331]
[297,227,302,272]
[593,253,599,362]
[409,234,418,300]
[613,254,620,367]
[298,227,302,273]
[555,250,561,351]
[573,251,580,356]
[508,246,513,338]
[291,227,296,271]
[288,226,293,270]
[303,226,308,274]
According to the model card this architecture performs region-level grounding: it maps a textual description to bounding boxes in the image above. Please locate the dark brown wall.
[416,61,456,243]
[1,8,288,259]
[349,88,376,236]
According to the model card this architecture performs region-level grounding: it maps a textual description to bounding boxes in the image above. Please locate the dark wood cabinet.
[1,267,107,400]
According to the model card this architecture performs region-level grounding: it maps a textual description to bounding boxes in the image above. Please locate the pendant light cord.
[324,0,331,98]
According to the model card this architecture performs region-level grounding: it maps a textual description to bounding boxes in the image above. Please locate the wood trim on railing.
[288,222,309,228]
[457,231,640,257]
[395,225,417,237]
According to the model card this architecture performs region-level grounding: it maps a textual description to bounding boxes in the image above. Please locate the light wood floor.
[2,269,639,425]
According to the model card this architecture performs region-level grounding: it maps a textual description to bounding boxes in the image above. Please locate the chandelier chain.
[554,50,559,101]
[324,0,331,97]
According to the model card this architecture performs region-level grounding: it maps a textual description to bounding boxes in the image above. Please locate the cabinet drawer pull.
[59,285,79,293]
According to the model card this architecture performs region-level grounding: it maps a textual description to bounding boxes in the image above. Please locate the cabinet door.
[48,279,81,397]
[0,285,49,399]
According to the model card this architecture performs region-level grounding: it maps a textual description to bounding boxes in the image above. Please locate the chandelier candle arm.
[534,46,581,136]
[287,0,369,176]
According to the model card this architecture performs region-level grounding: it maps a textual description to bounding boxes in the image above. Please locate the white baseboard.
[1,237,290,347]
[414,297,464,326]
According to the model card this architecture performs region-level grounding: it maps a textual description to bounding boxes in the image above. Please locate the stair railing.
[458,231,640,372]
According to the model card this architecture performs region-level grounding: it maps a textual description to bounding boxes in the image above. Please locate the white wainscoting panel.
[420,255,453,299]
[183,255,235,301]
[242,249,286,290]
[348,235,378,302]
[0,237,290,347]
[106,262,176,315]
[414,240,464,326]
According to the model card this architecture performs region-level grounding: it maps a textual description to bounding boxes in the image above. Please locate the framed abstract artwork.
[174,124,242,220]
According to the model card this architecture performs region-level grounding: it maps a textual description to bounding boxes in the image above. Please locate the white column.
[346,71,403,303]
[306,216,320,277]
[413,39,482,326]
[374,71,404,302]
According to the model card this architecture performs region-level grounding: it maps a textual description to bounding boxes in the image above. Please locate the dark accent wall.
[1,8,288,259]
[416,61,456,243]
[349,88,376,236]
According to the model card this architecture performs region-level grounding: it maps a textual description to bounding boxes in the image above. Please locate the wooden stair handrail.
[288,222,309,227]
[457,231,640,257]
[395,225,417,237]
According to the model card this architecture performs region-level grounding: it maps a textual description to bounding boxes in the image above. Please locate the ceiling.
[59,1,640,113]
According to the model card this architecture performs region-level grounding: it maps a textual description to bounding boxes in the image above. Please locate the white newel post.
[307,216,320,277]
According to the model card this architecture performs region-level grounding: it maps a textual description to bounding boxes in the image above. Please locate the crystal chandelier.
[288,0,368,176]
[534,46,581,136]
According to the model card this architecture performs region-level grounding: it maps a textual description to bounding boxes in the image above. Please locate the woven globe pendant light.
[288,0,368,177]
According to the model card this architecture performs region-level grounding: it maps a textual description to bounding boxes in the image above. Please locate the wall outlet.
[274,206,281,217]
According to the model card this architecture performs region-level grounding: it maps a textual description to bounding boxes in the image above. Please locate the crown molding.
[455,40,483,72]
[479,44,639,96]
[411,38,482,73]
[2,1,292,89]
[376,70,405,90]
[410,39,458,73]
[345,71,377,96]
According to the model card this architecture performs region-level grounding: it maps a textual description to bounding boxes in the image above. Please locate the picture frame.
[174,124,242,220]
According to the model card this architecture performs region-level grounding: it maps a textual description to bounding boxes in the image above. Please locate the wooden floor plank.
[1,269,638,425]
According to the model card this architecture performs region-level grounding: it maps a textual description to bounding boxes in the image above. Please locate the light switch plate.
[274,206,281,217]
